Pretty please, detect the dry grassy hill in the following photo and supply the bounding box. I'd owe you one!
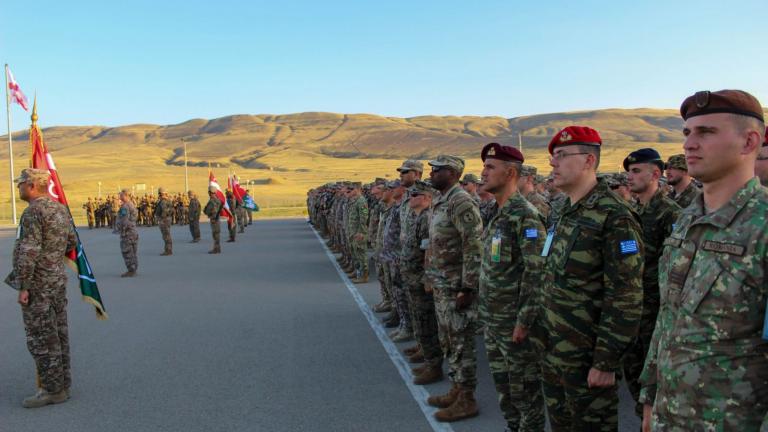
[0,108,756,222]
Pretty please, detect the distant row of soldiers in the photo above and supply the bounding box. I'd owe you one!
[307,114,737,431]
[82,193,199,229]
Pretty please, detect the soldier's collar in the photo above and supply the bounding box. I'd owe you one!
[691,177,762,229]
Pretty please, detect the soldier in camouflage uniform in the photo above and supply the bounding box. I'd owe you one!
[539,126,644,431]
[477,186,497,229]
[479,144,547,431]
[109,195,120,229]
[154,187,174,255]
[621,148,681,417]
[7,169,77,408]
[640,90,768,431]
[518,165,550,219]
[460,173,481,203]
[403,180,444,385]
[346,182,369,283]
[381,180,411,340]
[425,155,483,422]
[375,183,397,318]
[188,191,201,243]
[114,188,139,277]
[664,154,701,209]
[204,187,223,254]
[226,190,237,242]
[83,198,95,229]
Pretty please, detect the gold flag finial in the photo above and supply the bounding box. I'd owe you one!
[31,93,38,125]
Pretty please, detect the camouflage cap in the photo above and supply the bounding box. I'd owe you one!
[208,186,217,193]
[350,181,362,188]
[14,168,49,185]
[460,173,480,184]
[409,179,435,195]
[385,179,402,189]
[158,187,167,194]
[534,174,546,184]
[520,165,537,177]
[428,155,465,173]
[374,177,387,185]
[666,154,687,171]
[612,172,629,186]
[397,159,424,173]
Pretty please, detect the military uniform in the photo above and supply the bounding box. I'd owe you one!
[83,199,95,229]
[347,192,369,281]
[480,192,547,431]
[524,191,549,219]
[114,198,139,275]
[7,185,77,402]
[204,193,223,253]
[669,181,700,209]
[154,192,174,255]
[639,177,768,430]
[188,194,201,242]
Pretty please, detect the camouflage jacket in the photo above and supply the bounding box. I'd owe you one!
[670,181,701,209]
[639,177,768,430]
[380,200,403,264]
[525,191,551,220]
[479,198,497,229]
[7,196,76,293]
[635,189,681,303]
[203,196,223,221]
[479,192,547,331]
[155,198,174,220]
[368,201,382,243]
[540,179,644,371]
[398,197,418,269]
[375,204,394,258]
[115,201,139,240]
[425,183,483,294]
[546,191,568,228]
[400,208,430,284]
[347,195,369,237]
[188,197,201,220]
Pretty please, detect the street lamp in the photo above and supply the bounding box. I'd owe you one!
[182,138,189,192]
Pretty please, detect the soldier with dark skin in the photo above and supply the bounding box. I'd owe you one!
[7,168,77,408]
[204,187,223,254]
[539,126,644,431]
[187,191,201,243]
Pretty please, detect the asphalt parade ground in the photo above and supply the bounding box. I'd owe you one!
[0,218,639,431]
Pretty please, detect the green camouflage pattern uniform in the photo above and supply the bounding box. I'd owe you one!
[539,179,644,431]
[204,196,223,251]
[114,200,139,272]
[480,192,547,431]
[426,183,482,389]
[622,188,680,415]
[155,196,174,253]
[401,207,441,366]
[7,196,77,394]
[639,177,768,431]
[479,198,497,229]
[382,200,409,329]
[669,181,701,209]
[347,195,369,278]
[188,196,201,241]
[524,191,550,220]
[375,204,395,306]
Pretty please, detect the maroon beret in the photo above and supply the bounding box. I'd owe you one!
[680,90,764,122]
[548,126,602,155]
[481,142,524,163]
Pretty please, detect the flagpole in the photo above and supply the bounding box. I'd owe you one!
[4,64,17,225]
[182,138,189,192]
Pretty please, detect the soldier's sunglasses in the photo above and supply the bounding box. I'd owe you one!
[430,166,446,172]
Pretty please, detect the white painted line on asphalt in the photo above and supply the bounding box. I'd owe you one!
[310,226,455,432]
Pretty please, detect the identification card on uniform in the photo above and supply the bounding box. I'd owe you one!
[541,229,554,257]
[491,232,501,263]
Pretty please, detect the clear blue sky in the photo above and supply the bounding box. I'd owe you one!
[1,0,766,127]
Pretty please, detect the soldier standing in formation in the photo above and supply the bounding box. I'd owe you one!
[204,186,223,254]
[114,188,139,277]
[425,155,482,422]
[518,165,550,219]
[479,143,547,431]
[7,168,77,408]
[188,191,201,243]
[664,154,702,208]
[83,198,95,229]
[345,182,369,283]
[154,187,174,255]
[640,90,768,430]
[226,191,237,242]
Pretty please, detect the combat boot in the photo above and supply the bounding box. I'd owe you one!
[413,365,444,385]
[383,313,399,328]
[160,251,172,256]
[351,274,368,284]
[403,345,420,356]
[22,389,68,408]
[412,363,429,375]
[427,383,461,408]
[434,388,479,422]
[408,350,425,363]
[373,302,391,313]
[392,328,413,342]
[121,271,136,278]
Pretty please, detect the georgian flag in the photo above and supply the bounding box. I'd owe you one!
[209,171,233,220]
[6,67,29,111]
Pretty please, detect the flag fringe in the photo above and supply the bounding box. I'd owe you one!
[82,295,109,321]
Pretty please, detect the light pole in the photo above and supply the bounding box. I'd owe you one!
[182,138,189,192]
[98,181,102,198]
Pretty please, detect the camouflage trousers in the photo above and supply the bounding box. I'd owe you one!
[349,235,368,277]
[159,219,172,253]
[375,260,391,305]
[402,273,441,367]
[484,328,545,431]
[87,215,94,229]
[210,220,221,250]
[120,235,138,272]
[189,218,200,241]
[22,288,71,394]
[541,355,618,431]
[385,261,411,331]
[236,209,246,233]
[228,219,236,241]
[434,290,477,388]
[623,295,659,417]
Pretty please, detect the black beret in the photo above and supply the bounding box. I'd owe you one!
[623,148,664,171]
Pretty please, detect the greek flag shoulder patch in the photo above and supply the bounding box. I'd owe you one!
[525,228,538,239]
[620,240,639,255]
